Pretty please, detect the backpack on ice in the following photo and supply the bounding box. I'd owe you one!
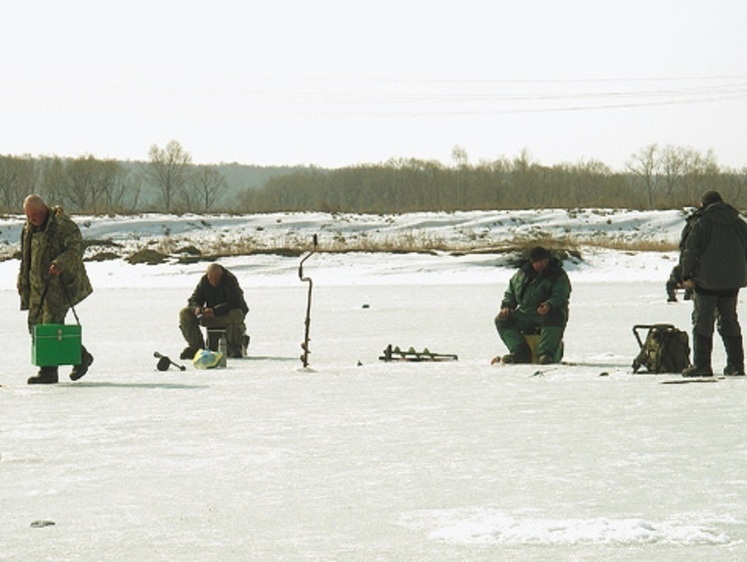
[632,324,691,374]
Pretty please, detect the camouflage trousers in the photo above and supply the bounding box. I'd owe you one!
[27,298,70,333]
[179,307,247,351]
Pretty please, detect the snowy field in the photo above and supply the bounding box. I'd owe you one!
[2,210,747,560]
[0,208,689,261]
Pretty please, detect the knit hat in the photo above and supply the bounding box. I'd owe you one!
[701,190,723,207]
[528,246,551,262]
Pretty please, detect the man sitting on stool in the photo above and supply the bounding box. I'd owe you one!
[493,246,571,365]
[179,263,249,360]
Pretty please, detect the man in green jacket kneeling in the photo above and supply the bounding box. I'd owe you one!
[493,246,571,365]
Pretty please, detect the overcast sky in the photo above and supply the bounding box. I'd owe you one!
[2,0,746,170]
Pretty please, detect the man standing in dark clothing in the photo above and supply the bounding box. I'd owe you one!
[681,190,747,376]
[493,246,571,365]
[179,263,249,359]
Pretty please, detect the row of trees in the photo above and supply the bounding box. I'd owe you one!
[241,145,746,213]
[1,142,745,214]
[0,141,229,214]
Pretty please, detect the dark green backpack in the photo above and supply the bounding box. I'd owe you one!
[632,324,691,374]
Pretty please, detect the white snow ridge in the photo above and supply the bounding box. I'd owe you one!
[402,509,731,546]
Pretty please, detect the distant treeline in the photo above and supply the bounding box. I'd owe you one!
[241,147,746,212]
[1,142,745,214]
[0,141,301,214]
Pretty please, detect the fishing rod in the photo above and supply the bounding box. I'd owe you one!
[298,234,318,368]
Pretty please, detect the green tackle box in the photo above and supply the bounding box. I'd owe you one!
[32,324,82,366]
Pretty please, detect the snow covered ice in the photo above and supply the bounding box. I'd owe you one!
[1,210,747,560]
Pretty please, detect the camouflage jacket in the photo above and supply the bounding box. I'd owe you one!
[17,206,93,311]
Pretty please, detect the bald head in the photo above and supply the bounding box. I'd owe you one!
[23,194,49,227]
[206,263,224,287]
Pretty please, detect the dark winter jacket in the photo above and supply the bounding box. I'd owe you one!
[501,257,571,325]
[678,208,702,251]
[187,267,249,316]
[17,206,93,312]
[681,201,747,291]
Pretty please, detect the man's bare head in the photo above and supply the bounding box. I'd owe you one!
[206,263,224,287]
[23,195,49,227]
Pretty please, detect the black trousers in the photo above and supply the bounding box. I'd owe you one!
[692,288,741,339]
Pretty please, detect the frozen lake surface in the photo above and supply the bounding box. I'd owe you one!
[2,266,747,560]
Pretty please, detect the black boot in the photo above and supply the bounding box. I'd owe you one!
[28,366,59,385]
[70,346,94,381]
[682,334,713,377]
[723,335,745,376]
[502,343,532,364]
[180,346,199,360]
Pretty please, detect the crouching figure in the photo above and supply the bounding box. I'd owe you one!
[493,246,571,365]
[179,263,249,360]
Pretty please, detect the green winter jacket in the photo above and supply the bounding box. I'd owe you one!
[501,257,571,326]
[17,206,93,312]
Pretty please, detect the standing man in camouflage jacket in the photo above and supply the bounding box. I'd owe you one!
[17,195,94,384]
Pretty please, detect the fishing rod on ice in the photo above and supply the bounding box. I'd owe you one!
[298,234,318,368]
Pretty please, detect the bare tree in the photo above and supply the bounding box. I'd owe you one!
[659,145,685,203]
[723,166,747,207]
[509,148,543,207]
[64,155,106,212]
[38,157,68,205]
[659,145,716,205]
[451,145,470,208]
[626,144,659,208]
[190,165,228,212]
[561,159,613,207]
[100,159,142,212]
[0,154,38,211]
[144,140,193,212]
[451,145,469,168]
